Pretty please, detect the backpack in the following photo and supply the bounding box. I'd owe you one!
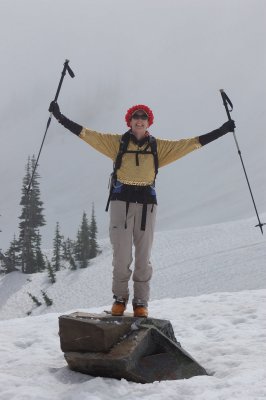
[105,129,159,213]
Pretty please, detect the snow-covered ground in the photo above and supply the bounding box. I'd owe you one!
[0,214,265,399]
[0,290,266,400]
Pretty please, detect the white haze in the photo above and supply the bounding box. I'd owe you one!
[0,0,265,249]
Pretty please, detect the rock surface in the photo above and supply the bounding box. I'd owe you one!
[58,312,208,383]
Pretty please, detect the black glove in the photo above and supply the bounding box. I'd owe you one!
[49,101,62,120]
[219,120,236,134]
[48,100,82,136]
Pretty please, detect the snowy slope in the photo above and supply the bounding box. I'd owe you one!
[0,290,266,400]
[0,214,265,320]
[0,215,266,399]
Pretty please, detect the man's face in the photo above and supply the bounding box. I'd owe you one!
[130,110,149,140]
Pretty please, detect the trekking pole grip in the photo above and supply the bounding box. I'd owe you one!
[54,60,75,103]
[219,89,232,121]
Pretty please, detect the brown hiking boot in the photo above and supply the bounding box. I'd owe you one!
[111,296,127,316]
[133,305,148,318]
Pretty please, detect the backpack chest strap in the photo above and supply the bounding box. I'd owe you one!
[125,147,153,166]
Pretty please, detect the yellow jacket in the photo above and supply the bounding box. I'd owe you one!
[79,127,202,186]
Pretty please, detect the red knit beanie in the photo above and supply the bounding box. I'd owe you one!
[125,104,154,127]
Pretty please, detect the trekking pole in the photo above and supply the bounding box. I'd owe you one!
[26,59,75,194]
[219,89,265,234]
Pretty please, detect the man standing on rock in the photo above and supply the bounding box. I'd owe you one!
[49,100,235,317]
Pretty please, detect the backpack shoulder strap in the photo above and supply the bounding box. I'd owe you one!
[148,135,159,178]
[114,130,131,174]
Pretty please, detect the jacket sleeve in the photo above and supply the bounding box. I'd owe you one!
[79,127,121,161]
[156,136,202,168]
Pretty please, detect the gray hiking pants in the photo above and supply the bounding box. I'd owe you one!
[109,200,157,307]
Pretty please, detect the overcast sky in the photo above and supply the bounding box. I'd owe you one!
[0,0,265,250]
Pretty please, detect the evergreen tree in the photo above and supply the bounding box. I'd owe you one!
[27,292,42,307]
[62,237,77,270]
[1,235,20,273]
[52,222,63,271]
[69,254,77,270]
[0,253,3,274]
[74,228,82,265]
[46,258,56,284]
[34,230,46,272]
[41,290,53,306]
[18,155,45,273]
[0,250,17,274]
[62,237,75,262]
[18,157,36,272]
[89,203,99,259]
[74,212,90,268]
[30,155,45,228]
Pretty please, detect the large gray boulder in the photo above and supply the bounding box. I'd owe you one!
[58,312,208,383]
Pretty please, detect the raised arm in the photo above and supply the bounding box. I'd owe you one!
[157,120,235,168]
[49,101,121,161]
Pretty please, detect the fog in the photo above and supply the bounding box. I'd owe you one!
[0,0,265,250]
